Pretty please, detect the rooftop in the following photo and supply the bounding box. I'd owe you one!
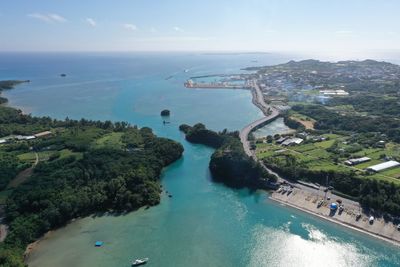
[366,161,400,172]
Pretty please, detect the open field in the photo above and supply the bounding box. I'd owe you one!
[92,132,123,149]
[256,133,400,184]
[289,112,315,129]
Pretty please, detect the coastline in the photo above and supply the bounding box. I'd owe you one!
[223,78,400,247]
[269,190,400,247]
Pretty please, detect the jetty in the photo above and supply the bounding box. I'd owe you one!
[184,79,252,90]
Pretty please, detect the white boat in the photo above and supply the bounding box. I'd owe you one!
[132,258,149,266]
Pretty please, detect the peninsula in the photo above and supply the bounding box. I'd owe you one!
[0,81,184,266]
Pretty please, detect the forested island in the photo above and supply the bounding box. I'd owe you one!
[0,82,184,266]
[179,123,277,188]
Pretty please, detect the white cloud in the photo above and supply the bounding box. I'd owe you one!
[28,13,51,22]
[48,13,66,23]
[124,23,137,31]
[150,27,157,33]
[28,13,66,23]
[173,26,184,32]
[86,18,96,27]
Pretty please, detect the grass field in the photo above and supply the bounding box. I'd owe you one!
[93,132,123,149]
[256,133,400,184]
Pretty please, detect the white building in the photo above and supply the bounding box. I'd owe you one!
[319,89,349,96]
[366,161,400,172]
[344,157,371,166]
[282,137,304,146]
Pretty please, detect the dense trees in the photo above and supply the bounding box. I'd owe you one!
[0,91,184,265]
[3,131,183,248]
[0,153,28,190]
[292,105,400,142]
[180,123,277,188]
[283,115,304,130]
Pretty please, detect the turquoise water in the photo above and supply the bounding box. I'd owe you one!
[253,118,293,138]
[2,53,400,267]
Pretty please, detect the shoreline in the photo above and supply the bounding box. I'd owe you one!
[269,190,400,247]
[226,79,400,247]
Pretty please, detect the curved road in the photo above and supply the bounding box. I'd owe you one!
[239,81,280,158]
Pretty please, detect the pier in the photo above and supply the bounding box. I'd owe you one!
[184,79,252,89]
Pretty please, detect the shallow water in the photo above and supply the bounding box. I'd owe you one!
[2,52,399,267]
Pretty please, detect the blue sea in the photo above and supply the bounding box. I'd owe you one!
[1,52,400,267]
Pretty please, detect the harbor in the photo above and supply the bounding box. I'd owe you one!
[184,79,252,89]
[186,71,400,247]
[270,187,400,246]
[6,53,399,267]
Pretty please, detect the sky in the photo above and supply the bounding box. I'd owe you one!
[1,0,400,57]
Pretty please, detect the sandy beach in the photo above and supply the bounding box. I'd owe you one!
[270,188,400,246]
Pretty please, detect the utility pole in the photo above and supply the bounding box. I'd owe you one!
[324,174,328,201]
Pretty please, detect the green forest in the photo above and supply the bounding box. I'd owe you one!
[180,123,277,188]
[0,82,184,267]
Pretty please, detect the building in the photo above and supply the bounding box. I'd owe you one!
[276,137,288,144]
[319,89,349,96]
[34,131,52,138]
[0,139,7,144]
[282,137,304,146]
[15,135,36,141]
[366,161,400,172]
[344,157,371,166]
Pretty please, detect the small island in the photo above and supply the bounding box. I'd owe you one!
[160,109,170,116]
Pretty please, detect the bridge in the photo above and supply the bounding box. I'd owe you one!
[239,81,280,158]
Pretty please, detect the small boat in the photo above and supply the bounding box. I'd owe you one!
[132,258,149,266]
[339,205,344,212]
[277,187,283,193]
[317,200,324,208]
[184,69,189,73]
[95,241,103,247]
[397,224,400,231]
[356,213,362,220]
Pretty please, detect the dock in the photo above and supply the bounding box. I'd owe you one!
[184,79,252,89]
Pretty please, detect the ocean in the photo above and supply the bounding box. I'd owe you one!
[1,52,399,267]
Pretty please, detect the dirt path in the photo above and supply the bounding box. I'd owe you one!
[8,152,39,188]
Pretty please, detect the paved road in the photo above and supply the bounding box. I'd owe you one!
[239,81,280,158]
[238,81,363,213]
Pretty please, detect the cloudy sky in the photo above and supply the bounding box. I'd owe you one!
[0,0,399,55]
